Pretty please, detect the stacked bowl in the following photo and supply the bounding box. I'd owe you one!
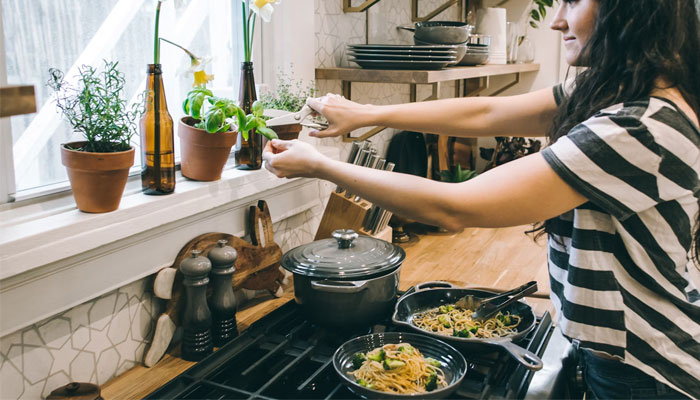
[458,34,491,66]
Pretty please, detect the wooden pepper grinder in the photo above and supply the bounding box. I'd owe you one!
[208,239,239,346]
[180,249,213,361]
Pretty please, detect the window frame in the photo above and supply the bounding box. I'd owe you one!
[0,0,253,205]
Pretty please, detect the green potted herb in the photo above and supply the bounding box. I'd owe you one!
[438,163,479,183]
[259,69,316,140]
[48,60,144,213]
[178,87,277,181]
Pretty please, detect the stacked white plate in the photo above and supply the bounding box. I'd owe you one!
[347,44,460,70]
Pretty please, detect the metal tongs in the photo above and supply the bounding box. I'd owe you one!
[456,281,538,322]
[264,104,328,131]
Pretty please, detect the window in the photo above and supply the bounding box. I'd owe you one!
[0,0,244,202]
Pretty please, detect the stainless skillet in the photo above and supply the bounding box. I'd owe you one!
[392,281,544,370]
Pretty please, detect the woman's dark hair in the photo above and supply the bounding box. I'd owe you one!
[541,0,700,261]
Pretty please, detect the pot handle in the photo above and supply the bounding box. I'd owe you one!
[415,281,456,291]
[310,280,368,293]
[499,340,543,371]
[397,25,415,32]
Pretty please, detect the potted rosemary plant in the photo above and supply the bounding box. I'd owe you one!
[259,69,316,140]
[178,86,277,181]
[48,60,144,213]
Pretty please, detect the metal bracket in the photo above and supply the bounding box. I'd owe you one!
[343,0,382,13]
[411,0,461,22]
[463,76,489,97]
[461,72,521,98]
[490,72,521,96]
[342,81,441,142]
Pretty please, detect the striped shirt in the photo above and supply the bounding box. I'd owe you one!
[541,84,700,398]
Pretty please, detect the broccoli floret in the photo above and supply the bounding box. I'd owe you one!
[453,328,472,338]
[437,314,451,328]
[439,305,449,313]
[351,352,366,369]
[399,345,414,355]
[497,314,512,325]
[469,325,479,334]
[367,348,386,362]
[356,379,376,389]
[425,357,442,367]
[383,358,406,370]
[425,373,438,391]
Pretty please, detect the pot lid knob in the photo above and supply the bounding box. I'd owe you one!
[332,229,358,249]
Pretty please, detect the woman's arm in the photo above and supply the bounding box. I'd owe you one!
[263,140,587,231]
[307,86,559,139]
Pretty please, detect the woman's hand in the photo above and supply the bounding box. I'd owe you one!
[263,139,329,179]
[305,93,373,138]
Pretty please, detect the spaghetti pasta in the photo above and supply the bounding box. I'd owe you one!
[412,304,521,338]
[349,343,446,394]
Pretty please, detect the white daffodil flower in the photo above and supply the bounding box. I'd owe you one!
[250,0,280,22]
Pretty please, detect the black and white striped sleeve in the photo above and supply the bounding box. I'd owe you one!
[541,108,699,221]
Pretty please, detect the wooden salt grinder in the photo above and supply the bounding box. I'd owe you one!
[180,249,213,361]
[208,239,239,347]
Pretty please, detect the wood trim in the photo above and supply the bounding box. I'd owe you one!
[316,63,540,84]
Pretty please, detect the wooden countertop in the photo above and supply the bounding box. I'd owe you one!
[101,225,550,399]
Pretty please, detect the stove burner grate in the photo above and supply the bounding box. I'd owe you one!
[146,301,553,400]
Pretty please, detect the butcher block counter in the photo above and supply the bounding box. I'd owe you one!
[101,225,551,399]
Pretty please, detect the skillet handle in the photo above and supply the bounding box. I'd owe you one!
[397,25,415,32]
[500,341,543,370]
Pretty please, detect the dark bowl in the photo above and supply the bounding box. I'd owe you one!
[333,332,468,399]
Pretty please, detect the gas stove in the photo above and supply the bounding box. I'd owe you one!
[146,299,558,399]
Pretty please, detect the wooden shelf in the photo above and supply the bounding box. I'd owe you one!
[315,63,540,84]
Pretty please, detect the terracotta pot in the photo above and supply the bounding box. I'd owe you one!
[179,117,237,181]
[271,123,303,141]
[61,141,135,213]
[262,123,304,149]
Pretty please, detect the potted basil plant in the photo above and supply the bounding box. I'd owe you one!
[48,60,144,213]
[179,87,277,181]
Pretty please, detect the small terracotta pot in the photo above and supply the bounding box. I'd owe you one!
[272,123,303,141]
[262,123,303,150]
[179,117,237,181]
[61,141,135,213]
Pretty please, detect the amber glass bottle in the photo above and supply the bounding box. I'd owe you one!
[234,62,262,169]
[140,64,175,194]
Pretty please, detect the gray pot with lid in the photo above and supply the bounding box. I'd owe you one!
[282,229,405,328]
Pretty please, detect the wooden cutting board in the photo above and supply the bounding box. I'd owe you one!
[144,200,285,367]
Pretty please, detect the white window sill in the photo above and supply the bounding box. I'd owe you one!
[0,145,338,337]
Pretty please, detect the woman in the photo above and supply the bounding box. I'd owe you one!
[264,1,700,398]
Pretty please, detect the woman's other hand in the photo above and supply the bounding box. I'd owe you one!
[263,139,328,179]
[305,93,372,138]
